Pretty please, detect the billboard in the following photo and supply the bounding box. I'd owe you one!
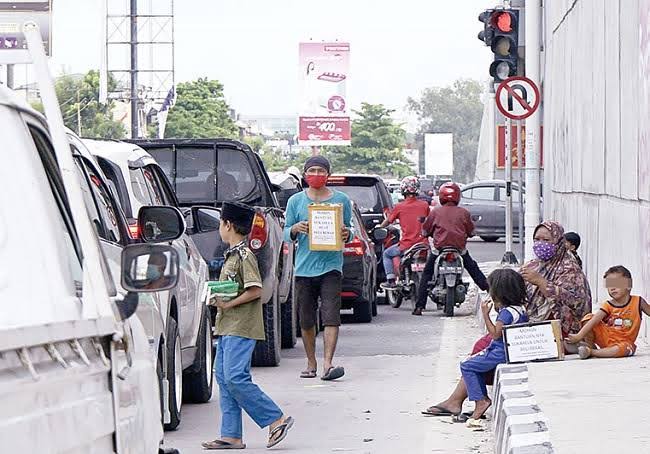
[298,42,350,146]
[0,1,51,57]
[424,133,453,176]
[496,125,544,169]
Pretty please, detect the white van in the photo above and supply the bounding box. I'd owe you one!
[0,21,181,454]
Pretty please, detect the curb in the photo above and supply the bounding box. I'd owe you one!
[492,364,555,454]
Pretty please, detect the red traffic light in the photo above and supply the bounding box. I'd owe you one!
[493,11,513,32]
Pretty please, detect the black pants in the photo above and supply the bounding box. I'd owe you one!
[415,251,489,309]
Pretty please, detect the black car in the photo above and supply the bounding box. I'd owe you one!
[127,138,296,366]
[341,203,386,322]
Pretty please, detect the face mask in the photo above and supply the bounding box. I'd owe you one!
[533,241,558,261]
[146,265,162,281]
[305,174,328,189]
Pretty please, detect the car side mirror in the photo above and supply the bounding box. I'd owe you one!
[138,206,185,243]
[190,206,221,233]
[372,228,388,241]
[270,183,282,192]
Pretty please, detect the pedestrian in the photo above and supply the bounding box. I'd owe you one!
[377,176,430,290]
[564,231,583,269]
[203,201,293,450]
[566,265,650,359]
[284,156,352,381]
[459,268,528,426]
[413,182,489,316]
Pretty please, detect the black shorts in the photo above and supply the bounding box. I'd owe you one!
[295,270,342,329]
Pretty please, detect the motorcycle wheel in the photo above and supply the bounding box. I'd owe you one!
[444,284,455,317]
[388,289,403,308]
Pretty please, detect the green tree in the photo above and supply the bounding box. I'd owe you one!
[243,135,265,153]
[164,78,238,139]
[407,79,484,182]
[260,146,310,172]
[33,70,126,139]
[324,103,412,177]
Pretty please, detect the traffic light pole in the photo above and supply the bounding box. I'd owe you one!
[502,116,518,265]
[517,119,525,260]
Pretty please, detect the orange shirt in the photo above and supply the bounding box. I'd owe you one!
[599,296,643,344]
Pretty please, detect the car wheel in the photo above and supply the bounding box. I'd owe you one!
[182,309,213,404]
[252,291,281,367]
[164,318,182,431]
[281,282,297,349]
[480,236,500,242]
[370,272,378,317]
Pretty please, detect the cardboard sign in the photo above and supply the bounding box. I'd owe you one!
[308,204,343,251]
[503,320,564,364]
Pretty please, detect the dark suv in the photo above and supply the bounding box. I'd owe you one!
[128,138,296,367]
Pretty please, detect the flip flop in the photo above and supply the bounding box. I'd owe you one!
[452,413,487,423]
[421,405,459,417]
[267,416,294,448]
[201,439,246,450]
[321,366,345,381]
[300,369,317,378]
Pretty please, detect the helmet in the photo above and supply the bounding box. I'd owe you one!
[438,182,461,205]
[400,176,420,196]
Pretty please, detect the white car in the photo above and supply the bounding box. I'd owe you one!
[83,139,213,430]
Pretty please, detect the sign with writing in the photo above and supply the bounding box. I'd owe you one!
[496,125,544,169]
[308,204,343,251]
[503,320,564,364]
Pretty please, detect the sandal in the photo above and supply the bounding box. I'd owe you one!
[321,366,345,381]
[300,369,317,378]
[421,405,459,417]
[201,439,246,450]
[267,416,294,448]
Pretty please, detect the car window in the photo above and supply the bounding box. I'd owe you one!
[96,156,132,216]
[469,186,495,201]
[217,148,256,201]
[129,167,154,211]
[74,158,107,240]
[142,166,165,205]
[79,157,123,244]
[332,185,380,213]
[498,186,521,201]
[148,164,176,206]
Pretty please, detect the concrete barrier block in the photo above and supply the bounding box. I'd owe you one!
[507,443,554,454]
[495,405,544,452]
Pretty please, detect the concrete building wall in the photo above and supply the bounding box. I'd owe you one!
[542,0,650,338]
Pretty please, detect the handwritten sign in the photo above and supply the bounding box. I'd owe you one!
[503,320,564,364]
[308,204,343,251]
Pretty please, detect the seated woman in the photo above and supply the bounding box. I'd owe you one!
[422,220,592,419]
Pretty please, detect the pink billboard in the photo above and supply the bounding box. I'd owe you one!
[298,42,351,145]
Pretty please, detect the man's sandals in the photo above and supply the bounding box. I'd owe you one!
[267,416,294,448]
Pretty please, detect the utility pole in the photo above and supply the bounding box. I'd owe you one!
[524,0,542,260]
[6,65,14,88]
[77,90,82,136]
[130,0,139,139]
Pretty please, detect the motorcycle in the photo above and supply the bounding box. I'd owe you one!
[386,242,430,309]
[428,247,469,317]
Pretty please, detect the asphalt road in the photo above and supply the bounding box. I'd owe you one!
[466,236,525,263]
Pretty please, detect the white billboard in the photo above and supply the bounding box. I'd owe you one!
[424,133,453,176]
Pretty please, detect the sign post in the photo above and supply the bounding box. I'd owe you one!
[517,120,525,261]
[495,76,540,265]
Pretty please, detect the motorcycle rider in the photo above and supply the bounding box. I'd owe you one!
[412,182,489,316]
[377,176,431,290]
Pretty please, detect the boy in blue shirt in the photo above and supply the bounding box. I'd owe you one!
[460,268,528,425]
[284,156,352,381]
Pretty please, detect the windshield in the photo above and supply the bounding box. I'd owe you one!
[334,185,381,213]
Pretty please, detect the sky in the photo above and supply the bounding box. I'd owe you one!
[46,0,495,120]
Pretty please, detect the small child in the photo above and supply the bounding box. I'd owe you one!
[564,232,583,269]
[566,265,649,359]
[202,201,293,450]
[460,268,528,425]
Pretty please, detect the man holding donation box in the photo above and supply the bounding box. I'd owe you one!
[284,156,353,381]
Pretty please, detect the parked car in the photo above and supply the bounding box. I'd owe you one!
[326,174,394,282]
[342,203,387,322]
[459,179,528,242]
[125,138,296,366]
[82,139,213,429]
[0,78,181,452]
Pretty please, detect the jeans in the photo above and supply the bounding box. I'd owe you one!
[215,335,283,438]
[460,345,505,401]
[415,250,489,309]
[382,244,402,280]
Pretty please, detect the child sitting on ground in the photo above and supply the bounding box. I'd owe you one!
[566,265,649,359]
[460,268,528,426]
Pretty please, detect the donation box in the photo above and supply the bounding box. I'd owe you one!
[308,203,343,251]
[503,320,565,364]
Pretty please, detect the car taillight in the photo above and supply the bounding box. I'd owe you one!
[327,176,346,184]
[343,237,365,256]
[445,252,456,262]
[249,212,267,250]
[128,220,140,239]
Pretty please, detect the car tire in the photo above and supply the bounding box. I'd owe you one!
[164,318,182,431]
[252,291,281,367]
[182,309,213,404]
[480,236,500,242]
[281,283,297,349]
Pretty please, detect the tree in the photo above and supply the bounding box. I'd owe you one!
[164,78,238,139]
[407,79,484,183]
[259,146,310,172]
[33,70,126,139]
[324,103,412,177]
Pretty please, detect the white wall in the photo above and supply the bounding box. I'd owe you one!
[543,0,650,340]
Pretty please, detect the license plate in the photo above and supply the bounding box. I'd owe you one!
[411,263,425,272]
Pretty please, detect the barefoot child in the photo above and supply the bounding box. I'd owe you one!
[202,201,293,450]
[566,265,649,359]
[460,268,528,425]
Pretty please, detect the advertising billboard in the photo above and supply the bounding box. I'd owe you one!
[0,1,51,57]
[496,125,544,169]
[298,42,351,146]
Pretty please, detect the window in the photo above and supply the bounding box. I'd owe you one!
[498,186,522,202]
[148,165,177,206]
[469,186,495,201]
[129,167,154,211]
[332,186,380,213]
[74,158,106,239]
[142,166,165,205]
[83,158,123,244]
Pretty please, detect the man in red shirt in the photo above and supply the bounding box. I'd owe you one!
[378,176,431,290]
[413,182,489,315]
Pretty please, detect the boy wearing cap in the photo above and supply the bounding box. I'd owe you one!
[284,156,352,381]
[203,201,293,450]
